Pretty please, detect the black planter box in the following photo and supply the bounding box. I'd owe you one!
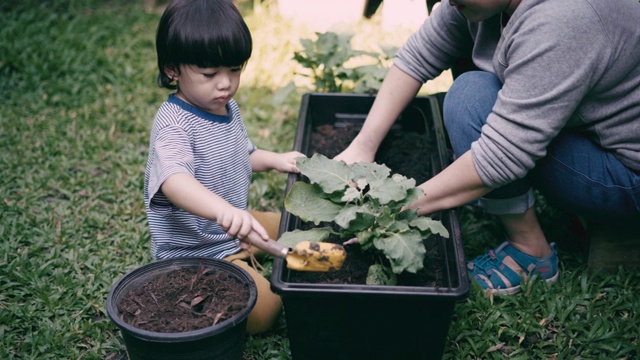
[272,93,469,360]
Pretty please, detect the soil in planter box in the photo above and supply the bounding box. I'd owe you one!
[289,122,445,286]
[312,123,433,184]
[117,266,250,333]
[290,227,445,286]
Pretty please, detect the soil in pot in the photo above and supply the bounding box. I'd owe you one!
[289,122,446,286]
[117,265,250,333]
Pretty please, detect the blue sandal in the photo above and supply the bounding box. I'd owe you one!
[467,241,559,295]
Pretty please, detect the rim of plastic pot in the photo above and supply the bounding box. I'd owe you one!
[106,257,258,343]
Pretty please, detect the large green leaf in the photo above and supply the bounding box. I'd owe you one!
[335,205,375,232]
[341,186,361,203]
[396,208,418,222]
[297,154,352,194]
[376,209,396,228]
[410,217,450,238]
[285,182,342,224]
[373,230,425,274]
[355,229,375,248]
[367,176,409,205]
[406,186,424,202]
[366,173,417,205]
[351,161,390,184]
[385,219,410,233]
[391,173,416,190]
[278,228,332,249]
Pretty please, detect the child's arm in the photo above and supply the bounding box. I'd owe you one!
[250,149,305,173]
[160,173,270,243]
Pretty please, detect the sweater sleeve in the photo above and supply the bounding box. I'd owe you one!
[471,2,610,187]
[394,0,473,82]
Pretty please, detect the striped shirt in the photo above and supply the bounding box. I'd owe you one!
[144,94,256,260]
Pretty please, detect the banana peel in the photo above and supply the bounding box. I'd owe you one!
[246,233,346,272]
[286,241,346,272]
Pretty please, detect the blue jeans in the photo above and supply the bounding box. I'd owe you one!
[443,71,640,223]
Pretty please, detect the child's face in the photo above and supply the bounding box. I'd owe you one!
[171,64,242,116]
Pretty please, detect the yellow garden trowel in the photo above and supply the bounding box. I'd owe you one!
[246,233,346,272]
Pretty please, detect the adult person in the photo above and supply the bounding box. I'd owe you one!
[336,0,640,294]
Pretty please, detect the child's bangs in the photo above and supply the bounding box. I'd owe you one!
[178,22,251,68]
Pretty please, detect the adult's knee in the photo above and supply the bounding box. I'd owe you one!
[531,133,640,222]
[443,71,501,157]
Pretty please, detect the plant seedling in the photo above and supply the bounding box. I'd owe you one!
[293,31,395,93]
[279,154,449,285]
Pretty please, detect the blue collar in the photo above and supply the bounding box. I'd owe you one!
[167,94,232,123]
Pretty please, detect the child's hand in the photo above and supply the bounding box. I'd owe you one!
[217,207,269,247]
[273,151,305,173]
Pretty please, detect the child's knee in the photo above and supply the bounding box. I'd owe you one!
[227,258,282,335]
[248,210,281,240]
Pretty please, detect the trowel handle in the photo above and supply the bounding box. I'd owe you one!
[245,232,289,258]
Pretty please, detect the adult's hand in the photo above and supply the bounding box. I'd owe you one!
[333,142,375,164]
[336,66,422,165]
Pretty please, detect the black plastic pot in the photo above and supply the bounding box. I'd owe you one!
[272,93,469,360]
[107,257,257,360]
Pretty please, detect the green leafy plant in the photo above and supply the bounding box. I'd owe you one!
[293,31,395,93]
[279,154,449,285]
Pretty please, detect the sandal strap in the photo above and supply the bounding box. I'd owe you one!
[502,242,558,277]
[468,241,558,293]
[468,244,523,290]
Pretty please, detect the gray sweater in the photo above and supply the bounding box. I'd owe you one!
[395,0,640,188]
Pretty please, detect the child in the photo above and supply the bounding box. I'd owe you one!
[144,0,304,334]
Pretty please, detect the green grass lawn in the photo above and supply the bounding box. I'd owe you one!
[1,1,638,359]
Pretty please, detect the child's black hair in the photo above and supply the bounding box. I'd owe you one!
[156,0,252,89]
